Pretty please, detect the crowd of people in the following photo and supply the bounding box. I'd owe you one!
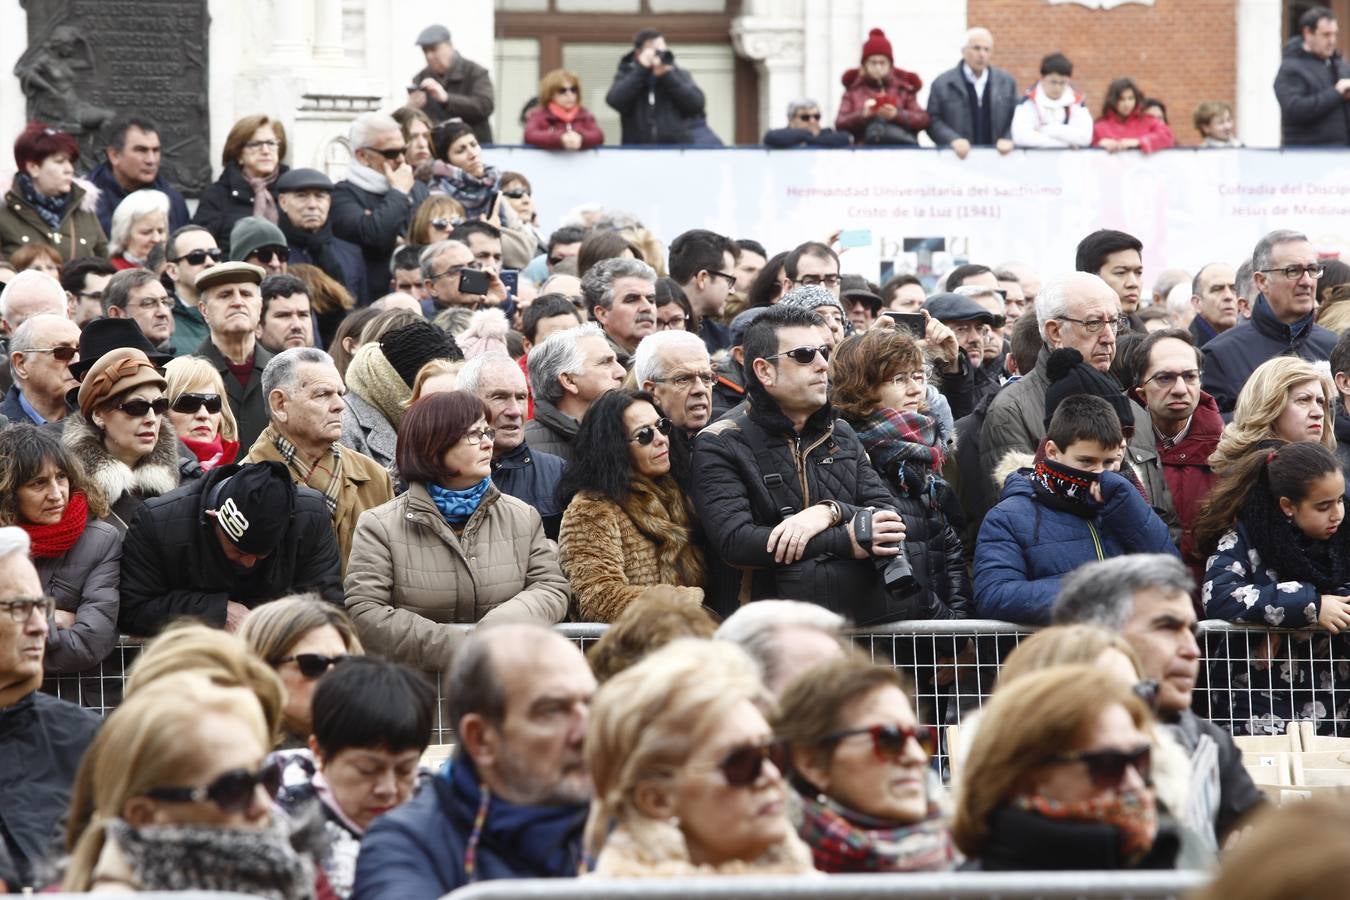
[1,7,1350,900]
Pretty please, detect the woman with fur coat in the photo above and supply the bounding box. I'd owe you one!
[557,389,705,623]
[63,347,180,533]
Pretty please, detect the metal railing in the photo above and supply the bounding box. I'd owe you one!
[444,871,1209,900]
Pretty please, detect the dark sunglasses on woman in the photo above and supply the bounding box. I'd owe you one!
[171,393,223,415]
[629,417,672,446]
[273,652,347,679]
[719,739,792,788]
[501,187,530,199]
[820,723,938,759]
[1047,744,1152,790]
[144,759,283,813]
[117,397,170,417]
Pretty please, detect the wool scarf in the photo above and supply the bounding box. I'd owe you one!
[17,171,69,229]
[855,406,947,475]
[1014,787,1157,866]
[244,169,280,223]
[344,161,390,195]
[1029,456,1103,519]
[344,342,411,430]
[430,162,500,219]
[795,793,957,874]
[621,475,705,588]
[547,101,582,124]
[268,426,344,517]
[21,490,89,558]
[181,434,239,470]
[428,477,492,527]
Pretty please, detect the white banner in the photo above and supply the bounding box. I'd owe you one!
[495,146,1350,284]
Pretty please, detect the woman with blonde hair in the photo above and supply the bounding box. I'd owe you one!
[407,194,466,247]
[524,68,605,151]
[406,358,464,404]
[238,594,364,748]
[164,355,239,474]
[584,639,814,876]
[62,673,315,897]
[953,664,1179,870]
[1209,356,1336,473]
[107,189,169,270]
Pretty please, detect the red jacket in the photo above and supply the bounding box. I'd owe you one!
[1092,109,1175,153]
[1156,391,1222,576]
[523,106,605,150]
[835,67,930,139]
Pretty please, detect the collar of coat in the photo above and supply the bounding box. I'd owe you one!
[743,376,836,441]
[1250,292,1316,342]
[62,413,181,510]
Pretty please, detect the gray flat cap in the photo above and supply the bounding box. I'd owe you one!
[416,24,451,47]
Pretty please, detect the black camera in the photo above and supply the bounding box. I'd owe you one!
[853,507,919,596]
[658,49,675,65]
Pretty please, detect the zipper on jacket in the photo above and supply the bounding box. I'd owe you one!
[790,430,832,507]
[1087,520,1104,561]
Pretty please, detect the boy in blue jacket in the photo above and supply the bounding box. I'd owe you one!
[975,394,1178,624]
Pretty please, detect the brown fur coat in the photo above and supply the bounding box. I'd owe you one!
[589,814,818,878]
[62,413,181,532]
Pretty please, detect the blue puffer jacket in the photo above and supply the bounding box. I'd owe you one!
[974,468,1178,624]
[351,756,587,900]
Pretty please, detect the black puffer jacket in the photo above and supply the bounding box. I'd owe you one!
[1200,293,1338,413]
[192,161,289,253]
[330,178,430,307]
[605,50,709,145]
[117,463,344,636]
[691,387,904,623]
[1274,36,1350,146]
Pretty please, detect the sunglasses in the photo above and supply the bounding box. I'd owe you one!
[820,723,938,759]
[273,652,347,679]
[171,248,224,266]
[117,397,169,417]
[718,740,791,788]
[432,216,465,231]
[556,85,579,95]
[27,345,78,362]
[171,393,223,415]
[629,417,672,446]
[796,113,822,121]
[766,345,830,365]
[366,145,408,160]
[501,188,530,199]
[248,246,290,265]
[1046,744,1152,790]
[144,759,283,813]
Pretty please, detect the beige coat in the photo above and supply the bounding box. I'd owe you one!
[344,482,570,672]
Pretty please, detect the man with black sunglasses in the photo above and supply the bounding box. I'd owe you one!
[693,305,908,621]
[164,225,220,358]
[763,98,852,148]
[2,313,80,425]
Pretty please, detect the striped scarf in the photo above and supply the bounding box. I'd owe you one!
[854,407,946,476]
[269,427,343,517]
[795,792,957,873]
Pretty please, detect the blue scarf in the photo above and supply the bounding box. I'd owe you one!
[428,477,491,526]
[16,172,69,229]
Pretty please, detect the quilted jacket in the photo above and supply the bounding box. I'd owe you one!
[343,482,570,673]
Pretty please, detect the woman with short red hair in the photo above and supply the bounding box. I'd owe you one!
[0,121,108,261]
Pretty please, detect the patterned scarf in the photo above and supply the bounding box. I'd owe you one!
[428,477,491,527]
[20,490,88,558]
[855,407,946,477]
[1029,456,1103,519]
[1014,787,1157,865]
[795,793,957,874]
[244,169,280,223]
[269,427,343,517]
[429,161,501,219]
[16,171,70,229]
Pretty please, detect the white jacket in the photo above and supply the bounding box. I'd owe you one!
[1010,81,1093,148]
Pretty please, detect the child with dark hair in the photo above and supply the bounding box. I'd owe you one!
[974,390,1177,625]
[1194,440,1350,735]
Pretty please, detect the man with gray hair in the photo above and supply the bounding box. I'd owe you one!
[0,270,69,398]
[583,257,657,369]
[1201,228,1337,413]
[1052,554,1264,848]
[1,313,80,425]
[331,112,430,304]
[636,329,714,436]
[715,599,848,696]
[762,99,852,148]
[103,267,175,352]
[243,347,393,571]
[524,324,625,463]
[419,239,507,319]
[1234,258,1256,321]
[0,525,101,889]
[926,26,1018,159]
[457,351,566,538]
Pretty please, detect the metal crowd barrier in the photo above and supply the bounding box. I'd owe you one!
[444,871,1209,900]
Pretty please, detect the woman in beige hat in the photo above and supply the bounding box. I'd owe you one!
[62,347,180,532]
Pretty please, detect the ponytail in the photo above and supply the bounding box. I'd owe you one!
[1193,440,1285,557]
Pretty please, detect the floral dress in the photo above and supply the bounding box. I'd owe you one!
[1201,523,1350,736]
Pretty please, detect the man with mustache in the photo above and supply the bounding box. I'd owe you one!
[583,257,657,371]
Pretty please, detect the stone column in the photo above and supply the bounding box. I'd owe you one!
[269,0,309,62]
[1236,0,1282,148]
[731,16,806,138]
[313,0,347,65]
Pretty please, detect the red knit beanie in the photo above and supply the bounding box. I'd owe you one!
[861,28,893,64]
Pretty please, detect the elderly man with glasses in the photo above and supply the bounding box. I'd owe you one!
[1201,229,1338,414]
[103,268,176,353]
[763,98,852,148]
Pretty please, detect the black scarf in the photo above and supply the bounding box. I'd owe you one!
[1240,509,1350,593]
[16,172,69,229]
[279,216,347,286]
[1029,457,1103,519]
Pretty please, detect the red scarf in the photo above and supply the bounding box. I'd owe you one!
[182,434,240,470]
[22,491,89,558]
[547,100,582,124]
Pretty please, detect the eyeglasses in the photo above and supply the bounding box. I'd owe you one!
[25,346,78,363]
[1055,315,1126,334]
[795,113,822,121]
[1045,744,1152,790]
[655,314,688,330]
[248,246,290,265]
[629,417,672,446]
[653,371,715,389]
[243,139,280,151]
[819,723,938,759]
[116,397,169,417]
[1259,264,1324,281]
[363,145,408,160]
[1,595,55,623]
[171,392,223,415]
[462,426,496,445]
[272,652,347,679]
[501,188,530,199]
[132,296,175,311]
[716,740,791,788]
[794,274,842,288]
[428,263,476,282]
[1142,369,1201,389]
[171,248,224,265]
[765,345,830,365]
[890,368,930,387]
[144,760,283,813]
[708,270,737,290]
[556,85,579,96]
[76,289,104,301]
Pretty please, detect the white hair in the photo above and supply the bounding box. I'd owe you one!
[526,323,605,406]
[108,189,170,256]
[1035,272,1113,343]
[633,330,708,387]
[0,270,67,326]
[0,525,32,561]
[965,26,993,45]
[348,113,402,155]
[261,347,333,407]
[785,98,821,119]
[419,239,470,280]
[456,350,519,397]
[715,600,847,690]
[1166,282,1193,320]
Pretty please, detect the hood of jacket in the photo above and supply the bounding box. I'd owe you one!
[62,413,181,508]
[1022,82,1085,111]
[591,812,817,877]
[840,66,923,92]
[993,450,1035,498]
